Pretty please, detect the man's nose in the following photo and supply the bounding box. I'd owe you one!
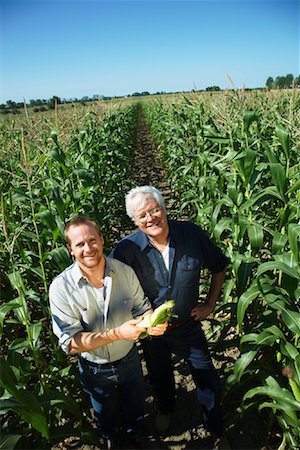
[145,211,155,221]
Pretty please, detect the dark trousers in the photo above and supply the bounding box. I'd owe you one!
[142,321,223,436]
[78,346,145,445]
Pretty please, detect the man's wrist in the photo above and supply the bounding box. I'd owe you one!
[105,328,118,341]
[205,298,216,308]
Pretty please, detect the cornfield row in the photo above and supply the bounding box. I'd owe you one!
[144,89,300,449]
[0,103,137,448]
[0,90,300,449]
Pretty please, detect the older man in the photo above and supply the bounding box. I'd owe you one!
[111,186,229,442]
[49,216,167,449]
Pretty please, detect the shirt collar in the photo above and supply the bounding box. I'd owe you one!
[71,257,115,286]
[140,231,152,251]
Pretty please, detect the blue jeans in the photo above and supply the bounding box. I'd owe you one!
[142,321,223,436]
[78,345,145,444]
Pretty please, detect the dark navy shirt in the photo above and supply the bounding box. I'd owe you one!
[112,220,229,322]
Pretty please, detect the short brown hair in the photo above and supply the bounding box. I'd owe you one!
[64,216,102,244]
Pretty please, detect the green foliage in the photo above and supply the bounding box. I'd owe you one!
[1,90,300,448]
[0,102,138,447]
[143,89,300,448]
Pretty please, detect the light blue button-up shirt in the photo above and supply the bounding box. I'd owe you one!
[49,257,151,364]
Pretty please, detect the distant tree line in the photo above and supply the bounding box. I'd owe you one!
[0,95,106,115]
[266,73,299,90]
[1,77,299,115]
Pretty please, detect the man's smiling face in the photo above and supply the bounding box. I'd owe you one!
[67,223,105,270]
[133,195,168,240]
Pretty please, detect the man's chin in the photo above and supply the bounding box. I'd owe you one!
[146,229,164,238]
[83,259,99,267]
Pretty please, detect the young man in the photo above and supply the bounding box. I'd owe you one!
[49,216,167,449]
[111,186,229,441]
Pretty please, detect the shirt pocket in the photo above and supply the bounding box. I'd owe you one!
[176,256,201,286]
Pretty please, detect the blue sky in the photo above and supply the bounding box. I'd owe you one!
[0,0,299,103]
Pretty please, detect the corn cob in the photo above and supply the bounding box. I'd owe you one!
[282,367,300,402]
[136,300,175,337]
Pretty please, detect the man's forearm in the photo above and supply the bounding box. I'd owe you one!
[68,329,119,354]
[206,268,227,308]
[68,313,152,354]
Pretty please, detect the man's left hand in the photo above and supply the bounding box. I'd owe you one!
[147,321,168,336]
[191,303,214,321]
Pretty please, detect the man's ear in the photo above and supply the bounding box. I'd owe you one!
[67,243,73,255]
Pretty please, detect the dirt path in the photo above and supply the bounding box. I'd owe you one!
[130,107,175,213]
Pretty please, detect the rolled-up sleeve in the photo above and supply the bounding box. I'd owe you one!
[49,278,83,353]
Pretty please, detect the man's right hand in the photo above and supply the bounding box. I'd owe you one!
[116,319,146,340]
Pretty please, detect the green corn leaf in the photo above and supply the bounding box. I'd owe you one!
[244,385,300,411]
[241,328,283,347]
[288,223,300,265]
[39,391,81,419]
[256,261,300,281]
[241,186,285,209]
[8,271,26,293]
[0,356,19,395]
[9,338,30,352]
[276,126,290,161]
[258,402,299,426]
[233,349,258,382]
[28,322,42,348]
[14,401,49,439]
[236,260,254,297]
[47,246,71,271]
[0,299,22,337]
[281,309,300,335]
[237,281,260,332]
[243,111,258,132]
[281,342,300,362]
[269,163,288,201]
[213,218,232,241]
[0,358,49,439]
[272,231,288,254]
[287,177,300,195]
[0,434,22,450]
[247,222,264,251]
[294,355,300,383]
[262,325,285,340]
[211,198,233,229]
[234,149,257,186]
[264,141,279,164]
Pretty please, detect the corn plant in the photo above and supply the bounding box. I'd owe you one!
[0,102,138,448]
[143,89,300,448]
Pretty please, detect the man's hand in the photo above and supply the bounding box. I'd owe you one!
[147,321,168,336]
[191,302,214,321]
[116,319,147,340]
[191,268,227,322]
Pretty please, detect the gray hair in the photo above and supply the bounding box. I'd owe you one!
[125,186,166,222]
